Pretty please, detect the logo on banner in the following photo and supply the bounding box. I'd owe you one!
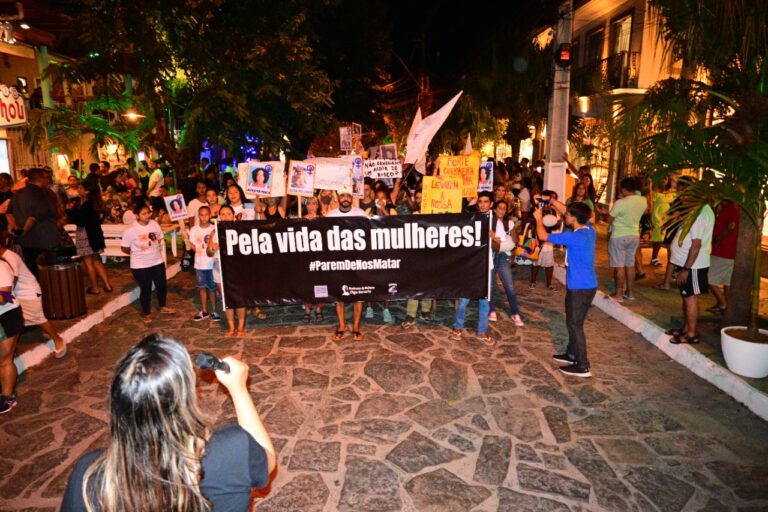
[341,285,375,297]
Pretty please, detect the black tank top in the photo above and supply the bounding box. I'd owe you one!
[264,207,283,220]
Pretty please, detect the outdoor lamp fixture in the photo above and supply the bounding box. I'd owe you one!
[1,22,15,44]
[19,22,29,29]
[121,108,146,122]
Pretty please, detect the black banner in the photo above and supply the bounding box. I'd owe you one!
[217,213,490,306]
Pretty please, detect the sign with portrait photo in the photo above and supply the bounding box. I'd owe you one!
[379,143,398,161]
[163,194,190,222]
[342,155,365,198]
[246,162,273,196]
[339,126,352,151]
[287,160,316,196]
[478,161,494,193]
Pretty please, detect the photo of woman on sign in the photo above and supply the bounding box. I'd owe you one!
[246,165,272,196]
[163,194,189,222]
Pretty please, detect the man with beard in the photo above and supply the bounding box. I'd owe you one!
[326,192,366,342]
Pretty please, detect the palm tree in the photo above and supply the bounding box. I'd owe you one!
[614,0,768,338]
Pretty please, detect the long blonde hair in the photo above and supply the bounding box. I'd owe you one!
[83,334,212,511]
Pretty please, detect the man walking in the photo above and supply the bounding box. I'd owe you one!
[534,199,597,377]
[326,192,366,342]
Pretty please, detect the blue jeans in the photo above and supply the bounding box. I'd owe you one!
[489,252,520,315]
[454,298,490,335]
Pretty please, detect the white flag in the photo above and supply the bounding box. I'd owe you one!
[406,108,428,174]
[407,107,422,141]
[404,91,463,164]
[464,133,473,155]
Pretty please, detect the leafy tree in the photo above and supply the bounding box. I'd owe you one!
[41,0,339,169]
[614,0,768,335]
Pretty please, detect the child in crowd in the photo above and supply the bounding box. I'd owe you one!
[206,205,247,336]
[189,206,220,322]
[531,191,561,290]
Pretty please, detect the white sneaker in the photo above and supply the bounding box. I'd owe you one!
[488,311,497,322]
[511,314,524,327]
[365,306,374,319]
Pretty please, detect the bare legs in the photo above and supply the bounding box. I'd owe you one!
[0,335,20,397]
[82,255,112,293]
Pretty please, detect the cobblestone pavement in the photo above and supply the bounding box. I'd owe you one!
[2,270,768,511]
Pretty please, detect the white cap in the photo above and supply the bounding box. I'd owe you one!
[542,214,558,228]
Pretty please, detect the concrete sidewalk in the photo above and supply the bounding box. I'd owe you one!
[558,224,768,420]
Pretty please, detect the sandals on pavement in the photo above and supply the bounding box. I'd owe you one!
[706,306,726,314]
[451,329,463,341]
[86,288,101,295]
[478,333,496,346]
[664,327,684,337]
[332,329,347,341]
[352,331,364,342]
[670,333,700,344]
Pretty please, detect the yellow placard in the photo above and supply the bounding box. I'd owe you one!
[421,176,462,214]
[439,152,480,198]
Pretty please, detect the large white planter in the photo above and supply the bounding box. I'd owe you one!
[721,326,768,379]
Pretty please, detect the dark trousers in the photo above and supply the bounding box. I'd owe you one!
[565,288,597,368]
[21,246,47,279]
[131,263,167,315]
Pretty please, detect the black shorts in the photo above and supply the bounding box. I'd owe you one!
[678,266,708,297]
[0,307,24,339]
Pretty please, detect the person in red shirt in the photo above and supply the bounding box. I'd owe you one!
[707,201,739,314]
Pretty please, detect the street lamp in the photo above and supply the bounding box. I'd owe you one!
[121,108,145,122]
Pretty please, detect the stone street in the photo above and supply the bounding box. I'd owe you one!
[2,269,768,511]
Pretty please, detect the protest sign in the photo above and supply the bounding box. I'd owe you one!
[478,161,494,193]
[379,144,398,160]
[363,159,402,179]
[314,157,353,192]
[342,155,365,198]
[218,213,490,306]
[270,161,287,197]
[164,194,189,222]
[421,176,462,214]
[288,160,316,196]
[245,162,273,195]
[339,126,352,151]
[439,152,481,198]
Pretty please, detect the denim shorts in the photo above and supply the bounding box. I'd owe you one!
[195,269,216,290]
[608,236,639,267]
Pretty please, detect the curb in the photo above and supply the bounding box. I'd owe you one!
[553,266,768,422]
[13,262,181,375]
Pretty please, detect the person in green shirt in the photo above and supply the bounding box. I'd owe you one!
[598,177,647,301]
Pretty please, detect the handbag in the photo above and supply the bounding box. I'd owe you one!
[514,223,540,261]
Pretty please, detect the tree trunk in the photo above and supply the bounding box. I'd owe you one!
[723,207,758,328]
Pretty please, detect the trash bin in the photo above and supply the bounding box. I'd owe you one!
[37,253,87,320]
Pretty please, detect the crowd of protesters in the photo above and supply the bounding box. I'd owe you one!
[0,150,736,416]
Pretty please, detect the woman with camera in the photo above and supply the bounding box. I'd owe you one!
[61,334,276,511]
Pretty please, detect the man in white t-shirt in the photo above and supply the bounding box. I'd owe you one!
[668,200,715,344]
[326,192,365,341]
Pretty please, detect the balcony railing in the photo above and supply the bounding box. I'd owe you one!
[571,51,639,97]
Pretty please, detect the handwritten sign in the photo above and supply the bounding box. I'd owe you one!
[314,157,353,192]
[363,159,402,179]
[421,176,462,214]
[439,152,480,198]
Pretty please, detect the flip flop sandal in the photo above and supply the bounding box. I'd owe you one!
[706,306,726,314]
[670,334,700,344]
[332,329,347,341]
[352,331,364,342]
[664,327,684,337]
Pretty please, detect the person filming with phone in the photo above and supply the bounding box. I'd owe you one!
[61,334,276,511]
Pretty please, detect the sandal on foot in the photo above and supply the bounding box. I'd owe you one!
[86,288,101,295]
[664,327,684,337]
[670,333,700,344]
[706,306,726,314]
[655,284,671,290]
[237,329,246,337]
[352,331,364,342]
[103,285,114,292]
[224,329,236,337]
[54,344,68,359]
[451,329,463,341]
[303,311,311,324]
[332,329,347,341]
[478,333,496,346]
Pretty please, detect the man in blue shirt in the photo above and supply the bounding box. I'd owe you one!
[534,198,597,377]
